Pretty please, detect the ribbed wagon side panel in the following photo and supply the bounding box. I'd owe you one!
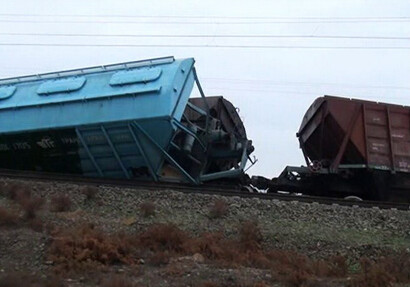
[298,96,410,173]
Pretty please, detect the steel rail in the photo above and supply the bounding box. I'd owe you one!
[0,169,408,211]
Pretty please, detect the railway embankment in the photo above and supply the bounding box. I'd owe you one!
[1,178,409,287]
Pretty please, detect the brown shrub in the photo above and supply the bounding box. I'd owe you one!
[2,183,30,201]
[50,195,72,212]
[0,184,44,220]
[380,252,410,283]
[41,275,67,287]
[81,186,99,200]
[282,270,310,287]
[101,275,135,287]
[138,223,188,253]
[239,220,263,251]
[149,251,170,266]
[328,255,348,277]
[48,224,134,273]
[348,258,393,287]
[192,232,228,261]
[0,207,18,227]
[0,273,30,287]
[208,199,229,219]
[348,254,410,286]
[28,217,44,232]
[0,272,66,287]
[164,264,186,276]
[191,229,269,268]
[139,201,155,217]
[18,195,45,219]
[199,282,219,287]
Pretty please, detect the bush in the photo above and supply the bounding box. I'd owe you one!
[208,199,229,219]
[348,258,393,287]
[239,220,263,251]
[81,186,99,200]
[139,201,155,218]
[0,272,66,287]
[347,254,410,287]
[2,183,30,201]
[101,275,135,287]
[18,195,45,219]
[48,224,134,273]
[138,223,188,253]
[50,195,72,212]
[0,207,18,227]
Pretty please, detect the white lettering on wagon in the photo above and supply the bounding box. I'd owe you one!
[13,142,31,150]
[371,142,386,152]
[0,144,10,151]
[36,137,55,149]
[398,161,408,168]
[61,137,80,145]
[392,134,405,139]
[86,135,104,143]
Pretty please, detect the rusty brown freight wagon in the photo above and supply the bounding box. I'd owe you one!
[258,96,410,202]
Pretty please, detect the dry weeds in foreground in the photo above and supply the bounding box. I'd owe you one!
[45,221,410,286]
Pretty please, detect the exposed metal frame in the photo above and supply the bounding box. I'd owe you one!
[200,140,249,182]
[75,128,104,177]
[171,119,207,151]
[330,105,362,173]
[192,68,211,135]
[101,126,130,179]
[386,106,396,173]
[127,124,158,181]
[131,121,197,184]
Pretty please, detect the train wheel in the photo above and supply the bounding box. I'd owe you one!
[344,195,363,201]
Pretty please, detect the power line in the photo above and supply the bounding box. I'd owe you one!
[1,43,410,49]
[0,13,410,20]
[205,87,409,102]
[0,19,410,24]
[1,32,410,41]
[203,77,410,91]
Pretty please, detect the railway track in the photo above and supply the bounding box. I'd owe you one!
[0,169,409,211]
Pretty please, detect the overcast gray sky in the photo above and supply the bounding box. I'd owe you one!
[1,0,409,177]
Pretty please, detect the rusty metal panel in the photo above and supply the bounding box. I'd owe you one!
[298,95,410,173]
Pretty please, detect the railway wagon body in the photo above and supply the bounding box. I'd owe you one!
[0,56,254,184]
[267,96,410,202]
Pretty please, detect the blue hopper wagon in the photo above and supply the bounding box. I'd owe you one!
[0,56,254,184]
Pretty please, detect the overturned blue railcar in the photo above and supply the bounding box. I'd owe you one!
[0,56,254,183]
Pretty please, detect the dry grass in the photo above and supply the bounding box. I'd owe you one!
[139,201,156,217]
[0,192,44,231]
[48,224,134,273]
[208,199,229,219]
[101,275,136,287]
[347,254,410,287]
[18,194,45,220]
[0,207,19,227]
[1,183,30,201]
[50,195,72,212]
[45,221,410,286]
[199,281,270,287]
[1,184,44,220]
[0,272,66,287]
[138,223,188,253]
[239,220,263,251]
[81,186,99,201]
